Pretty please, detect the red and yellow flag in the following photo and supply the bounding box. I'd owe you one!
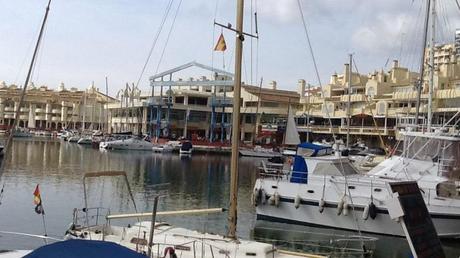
[214,33,227,51]
[33,184,44,214]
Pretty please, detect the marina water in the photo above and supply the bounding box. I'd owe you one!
[0,138,459,257]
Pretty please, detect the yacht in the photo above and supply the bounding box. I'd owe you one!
[179,141,193,155]
[152,143,174,153]
[103,137,154,151]
[253,133,460,238]
[68,135,81,143]
[12,128,33,138]
[77,136,93,145]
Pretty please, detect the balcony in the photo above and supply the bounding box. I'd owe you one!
[35,108,45,113]
[35,115,46,120]
[51,109,61,114]
[20,107,29,112]
[19,115,29,120]
[51,116,61,122]
[4,107,14,112]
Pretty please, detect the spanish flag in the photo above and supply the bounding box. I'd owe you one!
[214,33,227,51]
[33,184,44,215]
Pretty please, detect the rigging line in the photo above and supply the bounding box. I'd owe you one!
[154,0,183,76]
[296,0,340,144]
[32,19,49,84]
[254,0,259,84]
[456,0,460,12]
[352,57,387,153]
[211,0,221,75]
[135,0,175,90]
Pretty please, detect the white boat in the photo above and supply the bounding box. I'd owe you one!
[152,143,174,153]
[240,146,281,158]
[68,135,80,143]
[104,137,154,151]
[63,171,331,258]
[253,133,460,238]
[12,129,33,138]
[77,136,93,145]
[179,141,193,155]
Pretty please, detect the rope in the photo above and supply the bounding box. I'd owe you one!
[135,0,175,90]
[154,0,183,75]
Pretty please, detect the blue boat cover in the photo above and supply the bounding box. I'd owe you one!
[297,142,332,157]
[24,239,147,258]
[290,155,308,184]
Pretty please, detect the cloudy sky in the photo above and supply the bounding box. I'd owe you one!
[0,0,459,96]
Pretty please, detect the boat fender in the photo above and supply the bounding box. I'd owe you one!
[337,198,344,216]
[294,195,301,209]
[362,204,370,220]
[260,189,266,205]
[252,188,259,207]
[319,198,325,213]
[342,202,349,216]
[274,192,280,207]
[369,202,377,220]
[268,195,275,206]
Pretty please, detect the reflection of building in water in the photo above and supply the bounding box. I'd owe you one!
[0,82,115,132]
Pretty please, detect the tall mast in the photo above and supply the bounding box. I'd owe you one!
[306,82,311,142]
[228,0,244,239]
[414,0,431,126]
[346,54,352,148]
[0,0,52,175]
[427,0,436,131]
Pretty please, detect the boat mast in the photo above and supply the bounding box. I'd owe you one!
[0,0,52,174]
[414,0,431,127]
[228,0,244,239]
[427,0,436,131]
[346,54,352,148]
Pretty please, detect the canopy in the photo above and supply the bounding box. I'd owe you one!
[297,142,332,157]
[24,240,147,258]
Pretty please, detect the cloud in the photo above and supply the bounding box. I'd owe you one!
[257,0,299,23]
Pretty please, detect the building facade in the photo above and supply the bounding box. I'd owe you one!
[0,82,114,132]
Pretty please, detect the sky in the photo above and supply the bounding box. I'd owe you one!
[0,0,459,96]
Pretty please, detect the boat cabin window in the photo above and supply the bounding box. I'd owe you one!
[436,181,460,199]
[312,161,358,176]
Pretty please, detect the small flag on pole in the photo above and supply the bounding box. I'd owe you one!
[33,184,45,215]
[214,33,227,51]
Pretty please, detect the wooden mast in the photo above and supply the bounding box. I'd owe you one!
[228,0,244,239]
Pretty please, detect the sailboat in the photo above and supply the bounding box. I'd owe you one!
[281,108,301,156]
[61,0,330,257]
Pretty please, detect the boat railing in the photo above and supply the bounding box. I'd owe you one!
[253,226,377,257]
[72,207,110,229]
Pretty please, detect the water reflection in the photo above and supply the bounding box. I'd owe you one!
[0,138,458,257]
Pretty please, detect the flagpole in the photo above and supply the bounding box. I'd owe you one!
[41,206,48,244]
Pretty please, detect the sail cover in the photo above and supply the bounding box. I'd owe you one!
[284,109,301,145]
[24,239,147,258]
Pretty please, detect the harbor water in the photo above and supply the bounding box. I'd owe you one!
[0,138,459,257]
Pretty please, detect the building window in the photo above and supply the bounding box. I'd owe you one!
[188,97,208,106]
[175,96,184,104]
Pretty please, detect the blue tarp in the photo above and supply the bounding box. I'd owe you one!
[290,155,308,184]
[24,239,147,258]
